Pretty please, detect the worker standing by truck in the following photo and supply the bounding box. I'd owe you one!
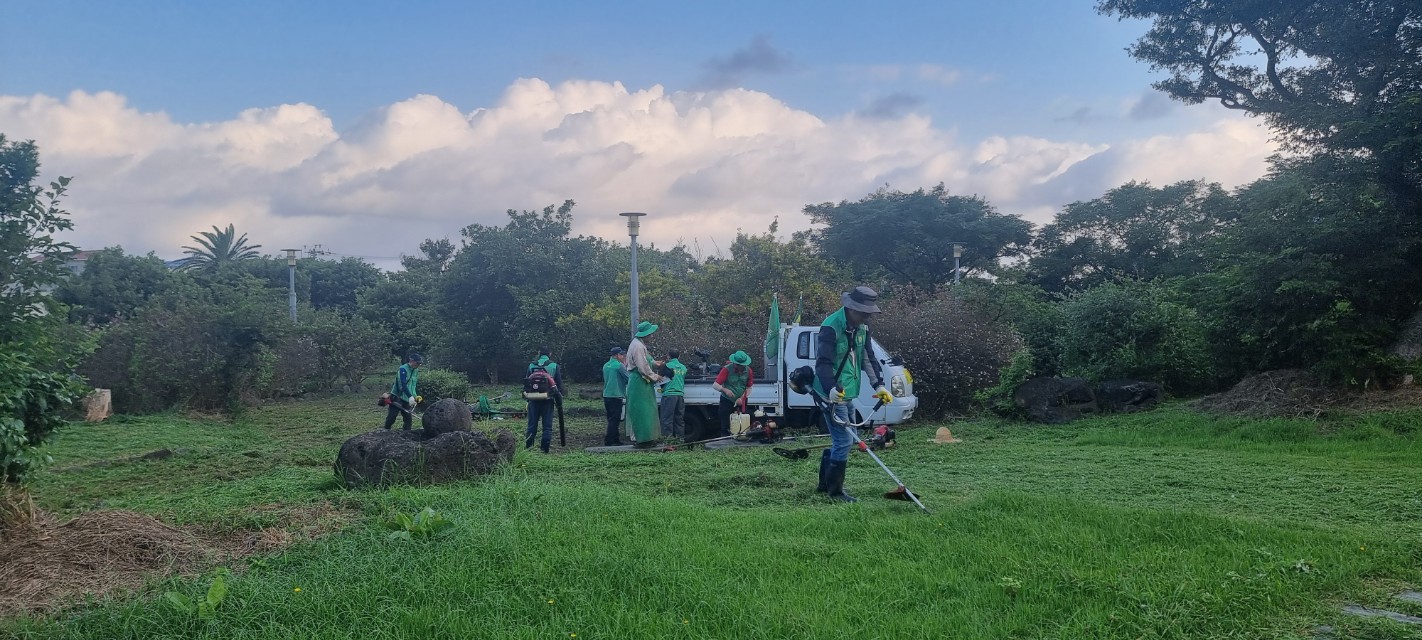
[713,350,754,438]
[602,347,629,446]
[658,349,688,439]
[625,321,664,447]
[814,287,895,503]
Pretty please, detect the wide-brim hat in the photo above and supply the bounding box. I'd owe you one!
[929,426,962,444]
[841,286,882,313]
[728,350,752,366]
[635,321,659,338]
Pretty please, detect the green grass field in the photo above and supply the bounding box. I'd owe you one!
[5,389,1421,639]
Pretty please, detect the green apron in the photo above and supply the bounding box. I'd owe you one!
[626,355,661,443]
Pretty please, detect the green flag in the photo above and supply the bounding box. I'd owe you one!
[793,296,804,325]
[765,295,781,363]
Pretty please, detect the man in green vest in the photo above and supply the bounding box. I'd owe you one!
[524,347,564,453]
[602,347,629,446]
[813,286,895,502]
[658,349,689,439]
[383,353,422,431]
[713,350,754,438]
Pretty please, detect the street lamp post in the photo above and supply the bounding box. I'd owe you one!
[952,243,964,285]
[282,249,298,322]
[619,212,647,339]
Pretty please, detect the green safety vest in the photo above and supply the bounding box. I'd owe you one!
[602,358,627,398]
[721,365,750,399]
[662,359,687,396]
[529,358,559,378]
[814,308,868,398]
[390,363,419,398]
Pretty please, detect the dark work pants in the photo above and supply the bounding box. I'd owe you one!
[603,397,624,446]
[718,396,737,437]
[526,400,554,452]
[659,394,685,438]
[383,399,412,430]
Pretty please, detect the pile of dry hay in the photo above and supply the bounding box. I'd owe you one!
[1192,369,1422,419]
[0,510,227,616]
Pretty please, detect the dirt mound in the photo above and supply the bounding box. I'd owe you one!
[1191,369,1337,418]
[0,510,227,616]
[1192,369,1422,418]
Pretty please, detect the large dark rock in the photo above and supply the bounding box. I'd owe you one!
[1095,379,1162,413]
[1013,377,1098,424]
[421,398,472,435]
[334,427,516,488]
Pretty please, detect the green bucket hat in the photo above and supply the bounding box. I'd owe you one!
[728,350,752,367]
[635,320,659,338]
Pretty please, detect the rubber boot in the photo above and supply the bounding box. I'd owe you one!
[815,449,831,493]
[827,460,856,503]
[525,433,535,450]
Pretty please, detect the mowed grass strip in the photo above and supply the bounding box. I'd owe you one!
[7,395,1421,638]
[8,475,1415,639]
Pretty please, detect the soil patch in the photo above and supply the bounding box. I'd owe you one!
[1192,369,1422,418]
[0,501,357,616]
[0,510,224,616]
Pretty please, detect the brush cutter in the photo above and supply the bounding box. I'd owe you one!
[790,368,928,513]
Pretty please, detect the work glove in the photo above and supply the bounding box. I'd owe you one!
[408,396,417,406]
[827,387,846,402]
[873,386,894,405]
[415,395,423,404]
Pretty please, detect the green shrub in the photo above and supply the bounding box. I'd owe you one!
[975,348,1035,418]
[307,311,392,390]
[1054,282,1214,394]
[416,368,471,404]
[872,286,1024,417]
[80,279,292,412]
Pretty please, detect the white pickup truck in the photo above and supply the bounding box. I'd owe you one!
[673,323,917,438]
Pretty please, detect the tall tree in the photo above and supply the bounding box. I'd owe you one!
[0,136,86,520]
[178,224,263,271]
[1098,0,1422,211]
[54,247,180,325]
[1027,180,1235,293]
[804,184,1032,292]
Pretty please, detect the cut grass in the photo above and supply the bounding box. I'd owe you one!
[7,392,1422,639]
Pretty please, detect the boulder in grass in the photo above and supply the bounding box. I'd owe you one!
[1095,380,1162,413]
[1013,377,1098,424]
[334,427,516,489]
[420,398,472,435]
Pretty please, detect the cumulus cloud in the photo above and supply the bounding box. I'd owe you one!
[0,82,1276,269]
[695,35,795,90]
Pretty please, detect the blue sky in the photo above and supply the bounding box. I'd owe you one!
[7,1,1166,138]
[0,0,1273,266]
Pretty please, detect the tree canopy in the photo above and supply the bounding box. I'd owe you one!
[1098,0,1422,210]
[804,184,1032,292]
[0,136,86,492]
[1027,180,1235,293]
[178,224,263,271]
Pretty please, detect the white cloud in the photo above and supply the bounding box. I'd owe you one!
[0,81,1276,268]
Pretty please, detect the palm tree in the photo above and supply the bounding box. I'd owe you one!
[178,224,263,271]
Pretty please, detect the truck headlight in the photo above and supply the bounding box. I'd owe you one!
[891,375,906,397]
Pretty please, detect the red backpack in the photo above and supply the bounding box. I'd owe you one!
[523,365,557,400]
